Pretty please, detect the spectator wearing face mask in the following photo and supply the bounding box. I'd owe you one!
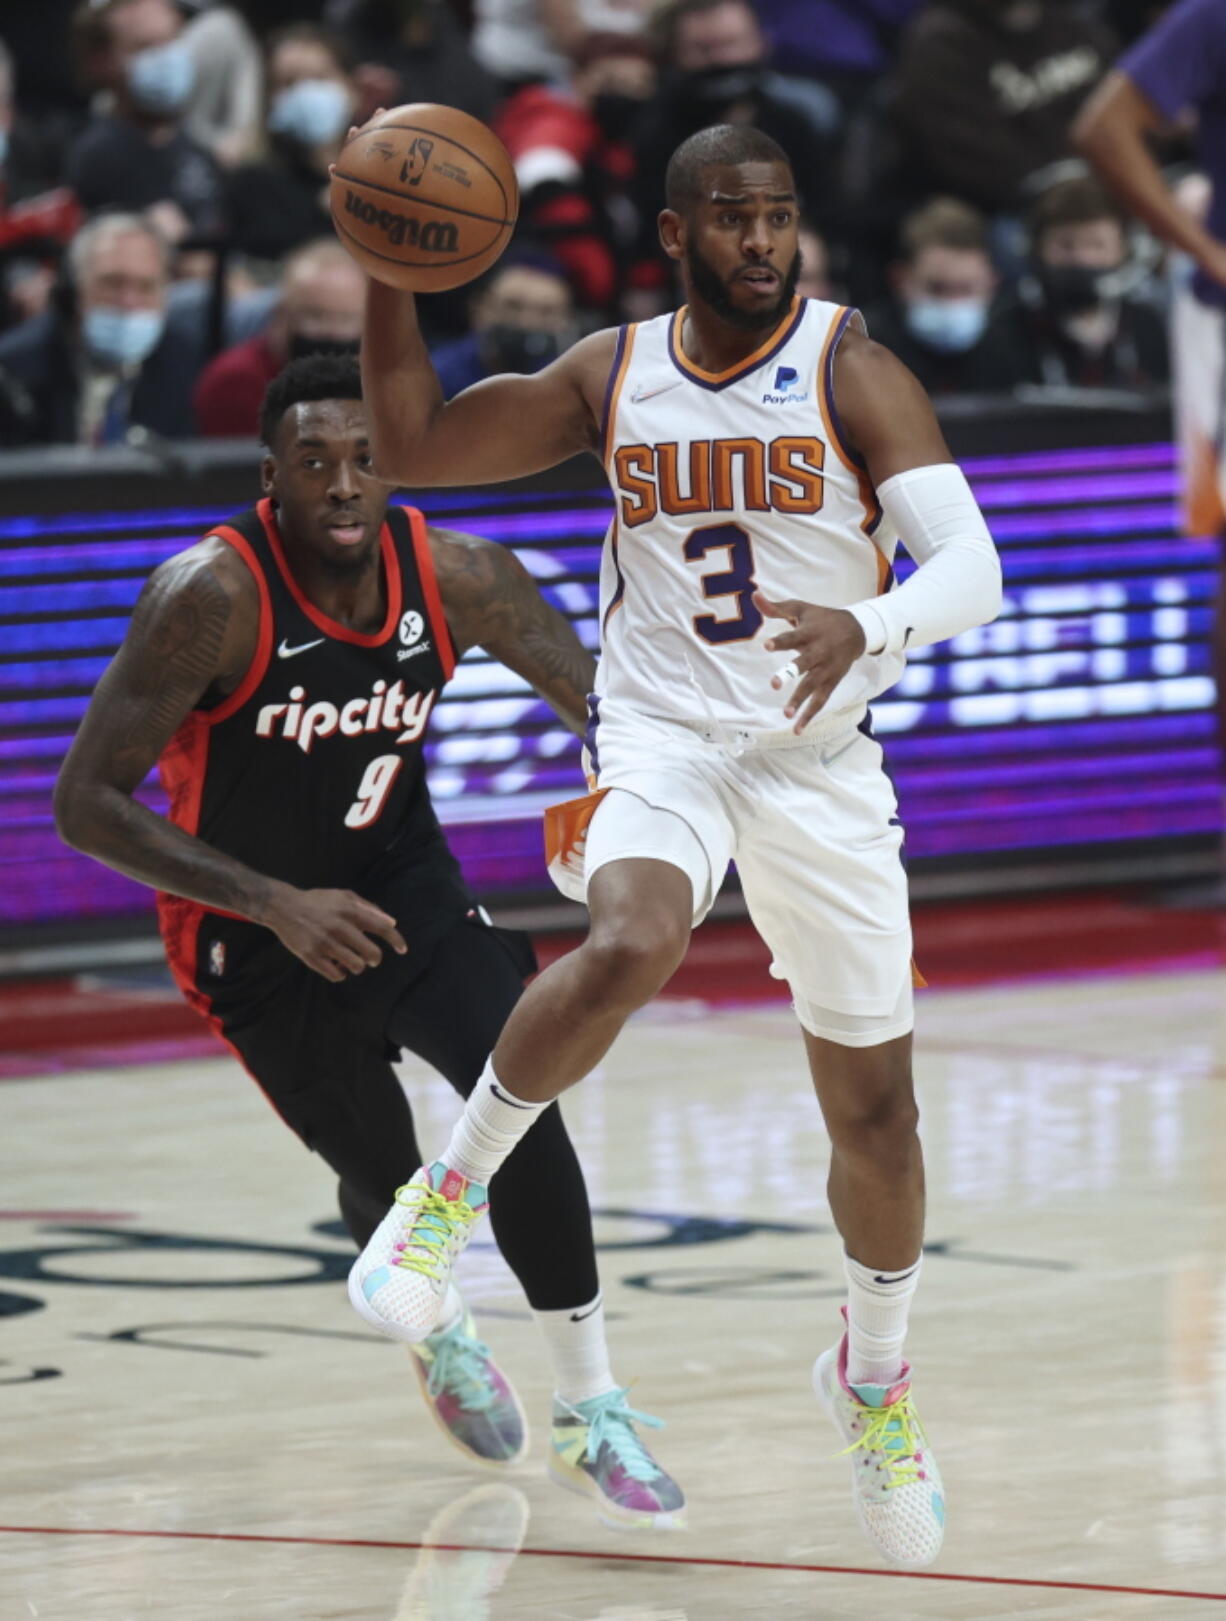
[997,176,1168,388]
[0,211,205,444]
[864,197,1026,395]
[66,0,226,243]
[226,24,357,265]
[193,239,365,436]
[430,254,576,399]
[629,0,840,282]
[494,31,659,317]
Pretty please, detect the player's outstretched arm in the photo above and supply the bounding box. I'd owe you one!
[54,545,406,982]
[362,279,616,488]
[430,526,596,735]
[758,330,1002,731]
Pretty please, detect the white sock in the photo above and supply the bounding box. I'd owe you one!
[533,1292,617,1406]
[440,1060,547,1187]
[844,1251,922,1387]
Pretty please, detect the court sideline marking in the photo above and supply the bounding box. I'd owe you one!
[0,1524,1222,1601]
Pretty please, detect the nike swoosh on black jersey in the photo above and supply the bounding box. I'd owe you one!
[277,637,326,659]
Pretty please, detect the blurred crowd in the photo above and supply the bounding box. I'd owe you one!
[0,0,1189,448]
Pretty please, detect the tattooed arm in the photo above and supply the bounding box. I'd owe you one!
[54,540,405,981]
[430,526,596,736]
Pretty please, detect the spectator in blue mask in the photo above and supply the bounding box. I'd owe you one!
[66,0,226,243]
[864,196,1027,396]
[0,210,205,444]
[227,25,358,267]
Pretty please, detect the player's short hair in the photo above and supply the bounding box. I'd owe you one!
[1028,176,1126,247]
[898,197,990,264]
[665,124,791,214]
[260,354,364,449]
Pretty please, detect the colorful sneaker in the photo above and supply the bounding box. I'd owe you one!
[394,1483,529,1620]
[409,1303,528,1468]
[348,1163,487,1343]
[548,1387,686,1531]
[813,1329,945,1569]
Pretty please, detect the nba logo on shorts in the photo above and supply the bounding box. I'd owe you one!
[773,366,799,393]
[208,940,226,977]
[400,137,434,186]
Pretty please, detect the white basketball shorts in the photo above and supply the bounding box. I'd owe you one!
[577,699,914,1045]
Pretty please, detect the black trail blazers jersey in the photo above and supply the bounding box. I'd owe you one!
[157,496,456,1009]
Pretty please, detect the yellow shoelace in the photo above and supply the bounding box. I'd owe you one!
[391,1187,476,1280]
[840,1394,924,1490]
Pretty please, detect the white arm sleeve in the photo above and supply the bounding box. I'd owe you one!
[845,463,1002,656]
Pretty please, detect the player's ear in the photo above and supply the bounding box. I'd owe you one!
[260,453,277,497]
[659,208,684,263]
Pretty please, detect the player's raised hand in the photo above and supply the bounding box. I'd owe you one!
[756,592,868,734]
[264,885,407,983]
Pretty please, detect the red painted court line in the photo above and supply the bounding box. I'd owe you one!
[0,1525,1221,1601]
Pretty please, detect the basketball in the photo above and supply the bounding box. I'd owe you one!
[330,104,518,293]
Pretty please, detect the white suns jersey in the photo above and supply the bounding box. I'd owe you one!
[597,298,903,734]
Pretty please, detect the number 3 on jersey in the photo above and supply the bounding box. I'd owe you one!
[345,754,403,828]
[684,522,762,645]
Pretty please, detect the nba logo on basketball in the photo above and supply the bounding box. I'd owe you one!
[208,940,225,977]
[400,138,434,187]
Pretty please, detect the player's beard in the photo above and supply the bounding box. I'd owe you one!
[685,240,801,332]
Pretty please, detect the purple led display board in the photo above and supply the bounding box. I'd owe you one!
[0,439,1220,928]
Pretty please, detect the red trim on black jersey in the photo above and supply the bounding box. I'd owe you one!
[256,496,403,647]
[156,893,288,1125]
[207,526,274,725]
[158,710,210,838]
[405,504,456,681]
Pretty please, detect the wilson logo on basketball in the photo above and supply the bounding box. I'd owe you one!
[400,136,433,186]
[341,189,458,253]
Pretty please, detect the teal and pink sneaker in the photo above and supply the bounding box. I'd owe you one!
[813,1325,945,1569]
[349,1162,488,1343]
[548,1387,686,1531]
[409,1303,528,1468]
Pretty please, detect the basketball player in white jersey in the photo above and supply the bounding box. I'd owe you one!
[340,124,1002,1567]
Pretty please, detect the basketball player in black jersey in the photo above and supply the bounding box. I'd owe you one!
[54,354,684,1527]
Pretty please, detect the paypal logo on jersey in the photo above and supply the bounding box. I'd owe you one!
[762,364,810,406]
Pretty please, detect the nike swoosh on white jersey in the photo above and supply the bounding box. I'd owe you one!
[277,637,326,659]
[629,379,683,403]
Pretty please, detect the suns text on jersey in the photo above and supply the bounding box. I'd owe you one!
[613,435,826,527]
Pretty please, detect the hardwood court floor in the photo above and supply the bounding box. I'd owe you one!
[1,966,1224,1618]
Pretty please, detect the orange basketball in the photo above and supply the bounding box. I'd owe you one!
[330,104,519,293]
